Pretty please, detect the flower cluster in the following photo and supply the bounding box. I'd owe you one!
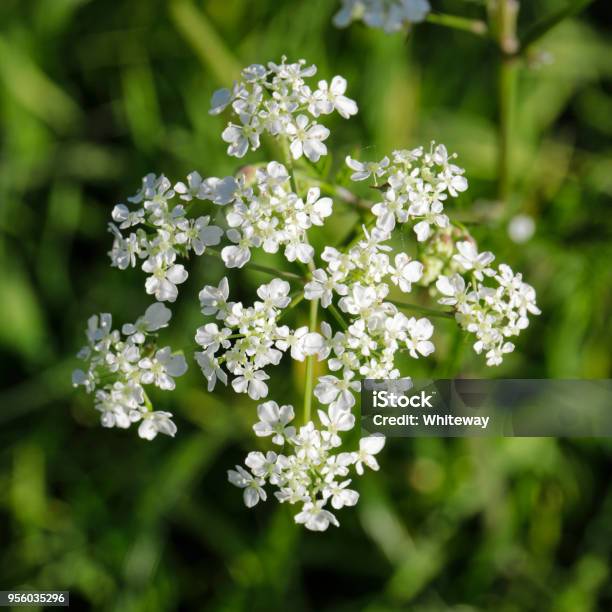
[334,0,431,33]
[74,57,541,532]
[347,143,468,241]
[219,162,333,268]
[195,277,325,400]
[72,304,187,439]
[305,224,433,412]
[210,57,357,161]
[344,145,539,365]
[228,400,385,531]
[436,244,541,366]
[109,172,235,302]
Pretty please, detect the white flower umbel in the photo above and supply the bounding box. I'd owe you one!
[436,261,541,365]
[349,143,467,240]
[72,307,187,439]
[345,143,539,366]
[194,277,325,400]
[76,55,541,531]
[219,162,332,268]
[108,172,232,302]
[304,223,432,411]
[334,0,431,33]
[210,57,357,160]
[229,399,385,531]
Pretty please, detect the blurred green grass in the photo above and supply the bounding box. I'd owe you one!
[0,0,611,610]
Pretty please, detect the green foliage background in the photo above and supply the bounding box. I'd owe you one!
[0,0,611,610]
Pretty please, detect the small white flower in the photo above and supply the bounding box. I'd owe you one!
[453,241,495,280]
[199,277,230,317]
[200,176,238,205]
[256,278,291,309]
[257,161,290,191]
[108,226,141,270]
[293,422,324,461]
[413,206,448,242]
[195,350,227,391]
[304,188,333,225]
[86,313,114,346]
[138,347,188,390]
[227,465,267,508]
[95,390,133,429]
[142,255,188,302]
[310,76,358,119]
[222,114,262,158]
[338,283,378,315]
[72,368,91,389]
[318,404,356,447]
[195,323,232,352]
[231,366,269,400]
[245,451,280,480]
[433,144,468,195]
[345,155,390,182]
[105,342,140,373]
[252,401,296,445]
[354,435,386,475]
[390,253,423,292]
[315,373,360,410]
[372,188,407,232]
[186,216,224,255]
[285,327,326,361]
[284,239,314,264]
[294,501,339,531]
[138,411,177,440]
[128,173,174,205]
[221,228,254,268]
[286,114,329,162]
[111,204,144,228]
[486,341,515,366]
[122,303,172,343]
[436,274,469,308]
[405,317,435,358]
[174,171,206,201]
[324,479,359,510]
[305,269,347,308]
[512,281,541,317]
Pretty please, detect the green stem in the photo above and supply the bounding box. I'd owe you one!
[303,297,318,424]
[494,0,519,205]
[205,248,305,283]
[285,292,306,313]
[426,12,488,36]
[281,137,299,194]
[328,302,349,330]
[497,56,517,205]
[143,389,153,411]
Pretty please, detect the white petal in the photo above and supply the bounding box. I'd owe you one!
[360,434,386,454]
[209,88,232,115]
[144,303,172,330]
[166,265,188,284]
